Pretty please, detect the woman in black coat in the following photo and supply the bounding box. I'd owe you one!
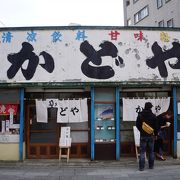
[154,111,172,160]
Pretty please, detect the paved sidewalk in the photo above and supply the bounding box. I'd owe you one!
[0,157,180,180]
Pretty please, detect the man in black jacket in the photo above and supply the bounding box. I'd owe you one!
[136,102,158,171]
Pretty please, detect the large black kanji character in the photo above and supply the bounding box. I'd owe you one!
[146,41,180,78]
[39,51,54,73]
[7,42,55,80]
[80,40,124,79]
[70,107,79,116]
[7,42,39,80]
[60,107,68,116]
[155,105,161,113]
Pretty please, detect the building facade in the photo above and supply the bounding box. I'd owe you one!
[0,26,179,161]
[123,0,180,27]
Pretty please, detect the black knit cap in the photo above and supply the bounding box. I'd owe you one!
[144,102,153,109]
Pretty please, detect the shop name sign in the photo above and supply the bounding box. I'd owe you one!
[0,27,180,83]
[0,104,18,115]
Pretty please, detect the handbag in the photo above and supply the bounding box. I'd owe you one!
[142,121,154,135]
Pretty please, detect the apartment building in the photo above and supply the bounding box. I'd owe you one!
[123,0,180,27]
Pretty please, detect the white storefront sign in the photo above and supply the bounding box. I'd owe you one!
[0,28,179,83]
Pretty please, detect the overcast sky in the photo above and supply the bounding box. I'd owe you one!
[0,0,124,27]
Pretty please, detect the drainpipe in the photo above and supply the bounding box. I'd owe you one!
[116,87,120,160]
[173,86,177,158]
[19,88,24,161]
[90,86,95,160]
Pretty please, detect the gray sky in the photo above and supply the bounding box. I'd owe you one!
[0,0,124,27]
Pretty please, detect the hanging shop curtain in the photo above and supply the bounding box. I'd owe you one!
[35,100,48,123]
[68,99,81,123]
[80,98,88,122]
[36,98,88,123]
[122,97,170,121]
[57,99,69,123]
[58,99,88,123]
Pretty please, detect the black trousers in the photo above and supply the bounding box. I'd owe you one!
[154,138,163,155]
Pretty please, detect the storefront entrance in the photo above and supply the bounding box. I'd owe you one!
[25,91,91,159]
[26,105,60,159]
[120,88,173,157]
[24,88,173,159]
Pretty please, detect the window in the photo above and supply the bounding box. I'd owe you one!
[127,19,131,26]
[157,0,163,9]
[126,0,130,6]
[95,103,115,143]
[158,20,164,27]
[167,19,174,27]
[134,6,149,24]
[165,0,171,3]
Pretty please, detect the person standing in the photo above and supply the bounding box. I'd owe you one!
[136,102,158,171]
[154,112,172,160]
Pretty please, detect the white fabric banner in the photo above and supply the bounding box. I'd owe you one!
[122,97,170,121]
[36,99,88,123]
[80,98,88,122]
[155,98,170,116]
[69,99,81,123]
[36,100,48,123]
[57,100,69,123]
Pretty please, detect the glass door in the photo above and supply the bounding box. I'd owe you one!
[26,105,60,159]
[94,88,116,160]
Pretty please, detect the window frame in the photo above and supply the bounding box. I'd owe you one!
[127,18,131,26]
[167,18,174,27]
[134,6,149,24]
[133,0,139,3]
[165,0,171,3]
[157,0,163,9]
[158,20,164,27]
[126,0,130,6]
